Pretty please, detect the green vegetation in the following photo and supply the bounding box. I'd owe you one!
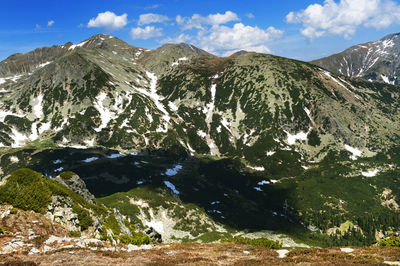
[98,186,221,238]
[0,227,4,234]
[118,233,151,246]
[378,236,400,247]
[9,207,18,214]
[221,237,283,249]
[59,171,76,180]
[69,230,82,237]
[103,214,121,235]
[0,168,52,213]
[72,203,93,231]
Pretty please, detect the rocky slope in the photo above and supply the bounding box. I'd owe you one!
[0,168,155,246]
[311,33,400,85]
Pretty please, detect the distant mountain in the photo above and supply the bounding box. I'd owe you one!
[229,50,250,57]
[311,33,400,84]
[1,34,399,161]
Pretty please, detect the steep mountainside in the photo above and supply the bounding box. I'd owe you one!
[311,33,400,85]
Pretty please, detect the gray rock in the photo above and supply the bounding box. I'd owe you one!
[54,173,96,205]
[145,227,162,243]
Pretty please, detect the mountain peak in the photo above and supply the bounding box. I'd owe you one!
[381,32,400,41]
[158,43,214,57]
[312,32,400,84]
[229,50,250,57]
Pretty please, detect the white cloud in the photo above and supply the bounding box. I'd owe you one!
[160,33,192,44]
[47,20,55,27]
[144,4,161,10]
[176,11,240,30]
[138,13,169,25]
[130,26,163,40]
[246,13,255,19]
[88,11,128,31]
[197,23,283,55]
[286,0,400,39]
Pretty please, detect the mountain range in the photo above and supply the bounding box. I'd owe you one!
[0,33,399,249]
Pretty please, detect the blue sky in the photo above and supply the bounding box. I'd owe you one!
[1,0,400,61]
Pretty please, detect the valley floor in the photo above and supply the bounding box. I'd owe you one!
[1,243,399,265]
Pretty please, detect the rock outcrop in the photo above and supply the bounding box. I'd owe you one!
[54,172,96,205]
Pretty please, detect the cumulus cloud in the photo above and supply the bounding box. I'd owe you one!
[176,11,240,30]
[130,26,163,40]
[47,20,55,27]
[286,0,400,39]
[88,11,128,31]
[138,13,169,25]
[197,23,283,55]
[160,33,192,44]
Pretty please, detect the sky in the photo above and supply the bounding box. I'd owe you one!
[1,0,400,61]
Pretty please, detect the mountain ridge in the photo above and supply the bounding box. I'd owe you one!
[311,32,400,85]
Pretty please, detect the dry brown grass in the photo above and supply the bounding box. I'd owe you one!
[0,243,399,265]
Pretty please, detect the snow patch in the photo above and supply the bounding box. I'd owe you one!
[276,249,289,258]
[69,41,88,50]
[107,153,126,159]
[37,61,52,68]
[11,128,28,147]
[38,122,51,134]
[344,144,362,160]
[340,247,354,253]
[93,92,113,132]
[361,169,380,177]
[381,74,394,84]
[247,166,265,171]
[284,130,308,145]
[32,94,44,119]
[197,130,207,138]
[165,165,182,176]
[168,101,178,111]
[164,181,180,194]
[9,156,19,163]
[0,110,25,123]
[84,138,95,147]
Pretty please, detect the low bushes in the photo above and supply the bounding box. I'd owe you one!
[221,237,283,249]
[378,236,400,247]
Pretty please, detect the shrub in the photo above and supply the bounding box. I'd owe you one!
[379,236,400,247]
[9,207,18,214]
[103,214,121,235]
[221,237,283,249]
[70,230,81,237]
[72,204,93,231]
[59,171,76,180]
[118,233,151,246]
[0,168,52,213]
[0,227,4,234]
